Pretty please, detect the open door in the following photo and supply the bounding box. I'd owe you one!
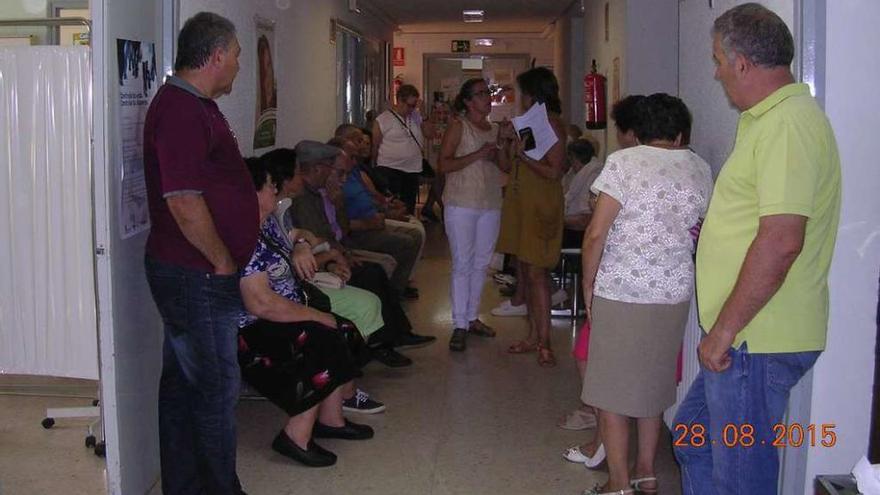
[92,0,172,492]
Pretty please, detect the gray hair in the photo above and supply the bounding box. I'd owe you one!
[174,12,237,71]
[712,3,794,68]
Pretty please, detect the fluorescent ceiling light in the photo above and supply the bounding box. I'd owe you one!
[463,9,484,23]
[474,38,494,47]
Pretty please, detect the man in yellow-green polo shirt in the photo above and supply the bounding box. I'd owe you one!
[674,4,841,495]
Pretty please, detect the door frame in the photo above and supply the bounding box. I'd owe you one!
[422,52,531,108]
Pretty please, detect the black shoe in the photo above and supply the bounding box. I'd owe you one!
[395,332,437,349]
[371,347,413,367]
[449,328,467,351]
[271,430,337,467]
[313,419,375,440]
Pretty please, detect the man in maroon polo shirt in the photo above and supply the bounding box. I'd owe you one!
[143,12,257,495]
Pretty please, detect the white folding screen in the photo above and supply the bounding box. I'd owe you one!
[0,46,98,380]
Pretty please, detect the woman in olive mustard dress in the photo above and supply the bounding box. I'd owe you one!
[497,67,567,367]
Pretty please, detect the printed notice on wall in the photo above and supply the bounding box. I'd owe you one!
[254,18,277,150]
[116,39,158,239]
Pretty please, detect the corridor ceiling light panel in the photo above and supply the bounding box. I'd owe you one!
[474,38,494,47]
[463,9,484,23]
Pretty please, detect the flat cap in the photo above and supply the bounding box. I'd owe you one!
[294,140,341,165]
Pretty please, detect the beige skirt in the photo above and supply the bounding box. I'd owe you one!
[581,296,690,418]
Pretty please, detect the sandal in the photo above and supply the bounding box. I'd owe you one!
[630,476,658,494]
[583,442,606,469]
[582,485,634,495]
[468,319,496,338]
[507,339,538,354]
[563,445,590,463]
[537,344,556,367]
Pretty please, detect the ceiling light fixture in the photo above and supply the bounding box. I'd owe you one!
[463,9,484,23]
[474,38,494,47]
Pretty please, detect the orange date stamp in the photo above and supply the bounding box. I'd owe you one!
[673,423,837,448]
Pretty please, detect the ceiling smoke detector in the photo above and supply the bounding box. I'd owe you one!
[463,9,484,23]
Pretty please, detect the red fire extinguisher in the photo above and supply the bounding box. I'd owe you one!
[584,60,607,130]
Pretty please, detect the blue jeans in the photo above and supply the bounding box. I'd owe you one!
[673,343,820,495]
[145,257,244,495]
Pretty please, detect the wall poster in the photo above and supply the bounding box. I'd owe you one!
[116,38,158,239]
[254,17,277,150]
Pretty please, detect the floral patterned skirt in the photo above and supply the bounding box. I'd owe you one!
[238,319,360,417]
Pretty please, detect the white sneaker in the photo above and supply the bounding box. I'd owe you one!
[491,299,528,317]
[551,289,568,307]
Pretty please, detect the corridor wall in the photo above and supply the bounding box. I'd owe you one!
[392,31,555,98]
[581,0,679,159]
[179,0,395,155]
[0,46,98,380]
[805,0,880,483]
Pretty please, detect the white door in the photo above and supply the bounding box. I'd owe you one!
[92,0,171,492]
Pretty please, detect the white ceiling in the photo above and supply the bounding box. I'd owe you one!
[364,0,577,33]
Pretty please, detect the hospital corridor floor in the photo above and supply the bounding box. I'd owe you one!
[0,224,683,495]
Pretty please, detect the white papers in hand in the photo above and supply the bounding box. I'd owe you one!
[511,102,558,161]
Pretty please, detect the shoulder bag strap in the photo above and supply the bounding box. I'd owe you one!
[389,110,423,152]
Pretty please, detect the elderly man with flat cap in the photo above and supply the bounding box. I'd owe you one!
[285,141,435,367]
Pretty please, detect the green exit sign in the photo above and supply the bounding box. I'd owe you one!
[451,40,470,53]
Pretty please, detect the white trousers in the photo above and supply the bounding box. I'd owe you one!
[444,206,501,330]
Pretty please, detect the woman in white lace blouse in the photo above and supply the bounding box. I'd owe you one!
[578,94,714,495]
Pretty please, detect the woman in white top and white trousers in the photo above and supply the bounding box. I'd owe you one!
[438,78,504,351]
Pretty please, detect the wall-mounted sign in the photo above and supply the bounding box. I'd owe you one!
[116,39,158,238]
[451,40,470,53]
[392,47,405,66]
[254,18,277,150]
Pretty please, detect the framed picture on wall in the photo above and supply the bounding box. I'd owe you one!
[254,16,277,150]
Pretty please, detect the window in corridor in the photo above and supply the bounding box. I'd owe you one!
[335,20,386,127]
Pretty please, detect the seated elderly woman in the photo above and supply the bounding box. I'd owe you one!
[578,94,714,495]
[561,138,603,248]
[237,157,375,468]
